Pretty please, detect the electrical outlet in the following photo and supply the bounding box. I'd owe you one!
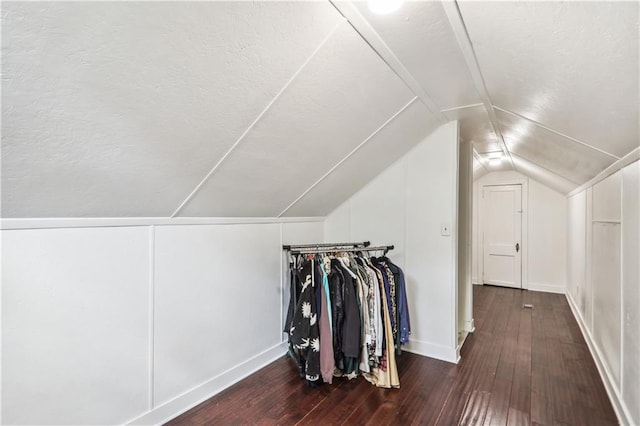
[441,223,451,236]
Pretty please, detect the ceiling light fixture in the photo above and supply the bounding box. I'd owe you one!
[368,0,404,15]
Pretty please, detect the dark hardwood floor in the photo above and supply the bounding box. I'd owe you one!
[166,286,617,425]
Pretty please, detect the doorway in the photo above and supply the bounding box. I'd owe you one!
[481,184,523,289]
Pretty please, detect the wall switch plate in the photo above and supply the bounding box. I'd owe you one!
[441,223,451,236]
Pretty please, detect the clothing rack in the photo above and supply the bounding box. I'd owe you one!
[282,241,370,251]
[287,245,394,255]
[284,240,406,388]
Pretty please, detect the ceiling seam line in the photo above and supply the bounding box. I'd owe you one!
[276,96,419,218]
[568,147,639,197]
[440,0,516,170]
[510,152,583,186]
[168,19,343,218]
[472,148,490,173]
[492,105,621,160]
[440,103,485,114]
[329,0,446,122]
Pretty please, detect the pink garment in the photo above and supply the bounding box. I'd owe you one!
[319,286,335,384]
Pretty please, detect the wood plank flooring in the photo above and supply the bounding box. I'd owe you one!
[166,286,617,425]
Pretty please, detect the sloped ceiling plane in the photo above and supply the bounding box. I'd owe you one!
[2,1,638,217]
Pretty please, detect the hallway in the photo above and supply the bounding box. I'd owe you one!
[167,285,617,425]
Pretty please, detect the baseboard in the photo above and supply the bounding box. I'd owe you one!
[527,282,566,294]
[456,331,470,363]
[565,292,632,426]
[127,342,288,425]
[465,318,475,333]
[403,338,458,364]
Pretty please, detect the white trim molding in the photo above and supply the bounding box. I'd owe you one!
[147,226,156,411]
[277,97,419,217]
[451,120,461,366]
[404,338,458,365]
[566,292,632,426]
[493,106,619,161]
[0,217,325,230]
[465,318,475,334]
[527,283,566,295]
[330,1,445,121]
[441,1,515,170]
[126,343,288,426]
[478,177,529,290]
[569,148,640,198]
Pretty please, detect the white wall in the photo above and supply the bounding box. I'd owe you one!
[153,224,282,406]
[528,178,568,292]
[621,161,640,425]
[567,191,586,313]
[2,227,150,425]
[472,170,567,293]
[1,219,323,425]
[457,137,473,337]
[592,173,623,387]
[566,160,640,426]
[324,122,460,363]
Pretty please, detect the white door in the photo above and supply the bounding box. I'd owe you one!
[482,184,522,288]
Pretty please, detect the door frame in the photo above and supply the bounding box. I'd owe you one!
[477,176,529,290]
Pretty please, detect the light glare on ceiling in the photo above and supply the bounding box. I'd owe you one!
[488,153,503,166]
[368,0,404,15]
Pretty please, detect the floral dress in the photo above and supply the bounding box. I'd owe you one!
[288,258,321,384]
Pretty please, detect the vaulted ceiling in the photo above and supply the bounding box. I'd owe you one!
[2,1,638,218]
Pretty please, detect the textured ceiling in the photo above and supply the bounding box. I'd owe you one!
[457,0,639,189]
[351,1,481,111]
[2,1,638,218]
[180,21,415,217]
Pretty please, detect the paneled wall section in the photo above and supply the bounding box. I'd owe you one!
[1,220,323,425]
[566,160,640,425]
[2,227,150,425]
[324,122,460,362]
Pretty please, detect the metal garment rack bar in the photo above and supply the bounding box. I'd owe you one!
[289,245,394,255]
[282,241,370,251]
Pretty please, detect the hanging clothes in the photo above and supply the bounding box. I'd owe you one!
[339,256,361,377]
[318,260,335,384]
[328,258,346,372]
[284,248,409,389]
[286,257,321,385]
[362,256,400,389]
[381,257,411,349]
